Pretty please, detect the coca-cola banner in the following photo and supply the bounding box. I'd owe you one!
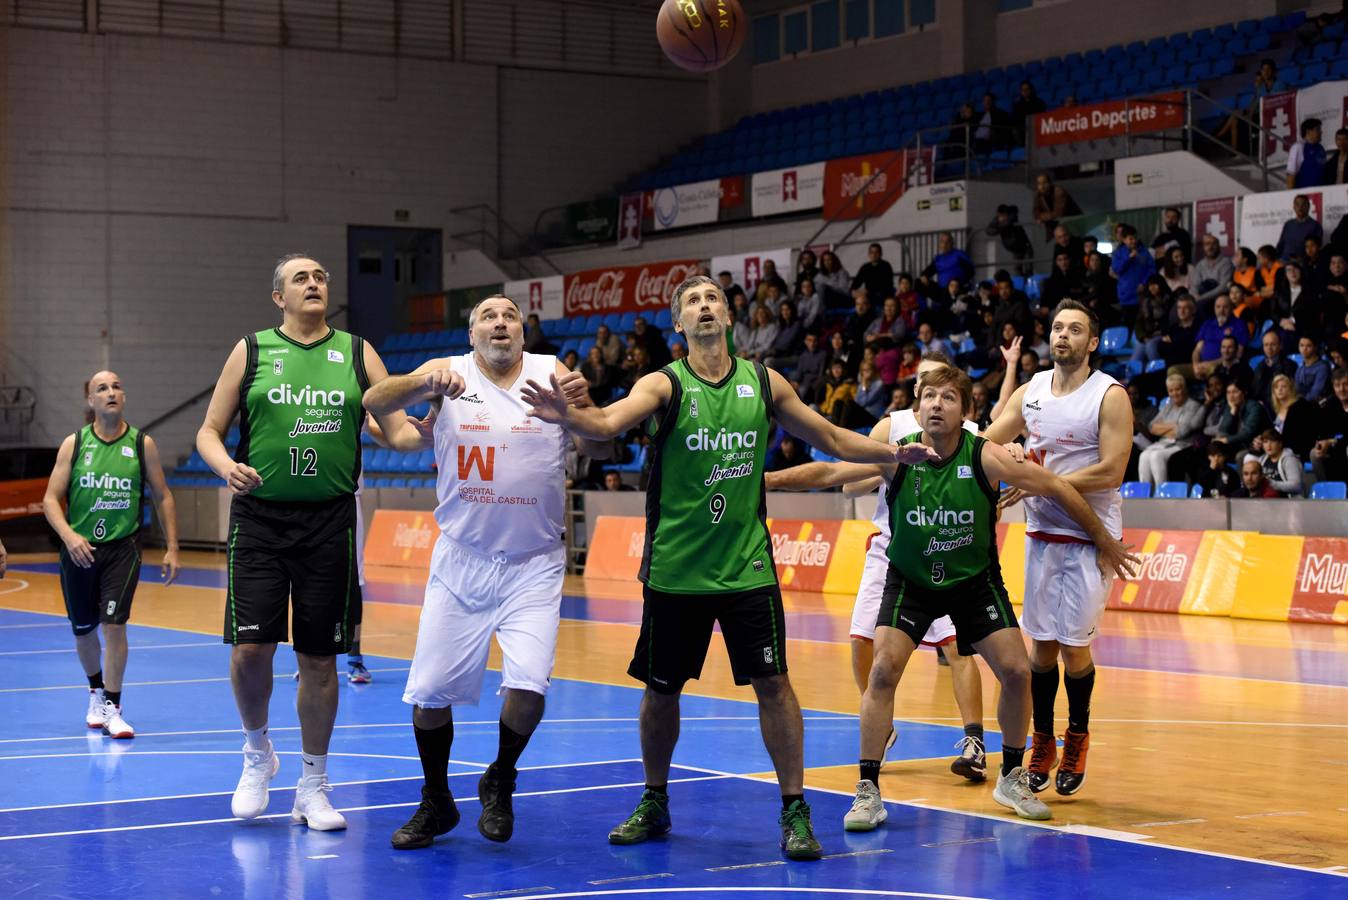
[710,248,793,296]
[1193,197,1237,258]
[822,151,907,220]
[563,259,700,316]
[503,275,564,322]
[750,162,826,217]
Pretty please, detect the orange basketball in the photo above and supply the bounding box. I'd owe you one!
[657,0,746,73]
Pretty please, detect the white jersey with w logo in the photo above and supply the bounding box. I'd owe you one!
[432,351,568,556]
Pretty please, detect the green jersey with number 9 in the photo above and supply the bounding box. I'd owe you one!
[237,327,368,503]
[639,357,776,594]
[67,423,145,543]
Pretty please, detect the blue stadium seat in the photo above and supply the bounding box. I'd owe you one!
[1125,359,1143,378]
[1310,482,1347,500]
[398,452,423,473]
[540,319,563,337]
[576,337,596,359]
[418,449,435,471]
[1100,326,1131,355]
[618,312,638,332]
[1157,481,1189,499]
[1190,483,1205,499]
[370,448,393,472]
[1145,359,1167,373]
[559,338,579,357]
[1121,481,1152,498]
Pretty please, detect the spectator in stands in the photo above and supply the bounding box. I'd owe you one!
[992,271,1033,343]
[973,92,1012,155]
[1256,245,1283,302]
[580,346,617,405]
[1297,336,1331,403]
[632,316,671,367]
[1325,250,1348,300]
[986,204,1034,273]
[1323,127,1348,185]
[754,260,789,304]
[1159,293,1201,366]
[1311,369,1348,482]
[1216,59,1284,151]
[670,340,687,361]
[737,304,778,363]
[1232,247,1260,296]
[593,324,622,367]
[523,313,552,355]
[852,243,895,302]
[561,349,579,371]
[1031,174,1081,243]
[849,361,889,425]
[603,471,633,492]
[1271,261,1309,338]
[895,274,925,332]
[1082,234,1100,266]
[794,278,824,332]
[874,337,901,386]
[1211,381,1269,459]
[791,332,828,403]
[969,382,994,430]
[1195,443,1241,497]
[1049,225,1085,272]
[1027,319,1051,363]
[1018,349,1044,387]
[717,270,745,307]
[1268,373,1318,461]
[820,359,857,420]
[1225,283,1254,330]
[815,250,852,305]
[766,435,812,472]
[896,342,922,385]
[1136,374,1205,488]
[1012,82,1047,147]
[885,384,914,417]
[844,291,877,349]
[764,300,804,371]
[1111,224,1154,311]
[1302,236,1330,287]
[915,321,952,359]
[1040,250,1084,309]
[1176,293,1247,382]
[947,102,977,158]
[1082,251,1119,325]
[620,346,657,390]
[1275,195,1323,261]
[1192,233,1234,308]
[1286,118,1326,189]
[1131,276,1173,364]
[1211,335,1254,391]
[794,250,819,291]
[1234,457,1280,498]
[1151,207,1193,261]
[1127,384,1160,477]
[826,330,855,376]
[1250,330,1298,409]
[1160,246,1193,296]
[920,232,974,298]
[731,292,753,328]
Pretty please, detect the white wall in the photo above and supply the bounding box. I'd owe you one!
[1115,152,1253,209]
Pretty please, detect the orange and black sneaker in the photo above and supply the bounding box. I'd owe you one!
[1026,732,1057,794]
[1055,730,1090,795]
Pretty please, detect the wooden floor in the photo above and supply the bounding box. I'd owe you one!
[4,549,1346,875]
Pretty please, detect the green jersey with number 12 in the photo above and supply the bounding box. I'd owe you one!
[237,327,368,503]
[639,358,776,594]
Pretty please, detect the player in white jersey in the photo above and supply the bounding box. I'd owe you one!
[983,300,1133,798]
[767,349,1020,782]
[363,295,602,850]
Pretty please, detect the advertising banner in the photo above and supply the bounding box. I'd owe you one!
[1261,80,1348,169]
[563,259,700,316]
[1107,529,1205,613]
[1237,183,1348,252]
[363,510,437,569]
[1193,197,1237,258]
[617,192,644,250]
[1261,89,1298,168]
[1290,536,1348,624]
[823,152,905,220]
[750,162,826,217]
[710,248,793,296]
[650,179,722,232]
[563,198,617,244]
[503,275,565,322]
[1032,92,1186,147]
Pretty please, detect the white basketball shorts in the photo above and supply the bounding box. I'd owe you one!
[1021,537,1113,647]
[402,534,565,708]
[852,532,956,646]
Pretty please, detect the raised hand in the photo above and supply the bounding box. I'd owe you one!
[424,368,465,400]
[999,336,1022,368]
[556,370,592,407]
[521,374,570,424]
[894,442,940,464]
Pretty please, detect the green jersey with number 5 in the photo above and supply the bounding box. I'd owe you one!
[639,357,776,594]
[237,327,368,503]
[67,424,145,543]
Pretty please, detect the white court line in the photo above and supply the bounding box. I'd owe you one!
[0,622,65,630]
[0,579,31,596]
[0,641,220,656]
[0,667,412,693]
[0,750,425,763]
[454,890,989,900]
[906,716,1348,730]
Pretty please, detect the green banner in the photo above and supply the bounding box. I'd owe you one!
[1060,206,1164,247]
[445,283,503,326]
[564,198,618,244]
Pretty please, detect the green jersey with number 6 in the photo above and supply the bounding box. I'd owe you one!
[67,424,145,543]
[885,430,1001,590]
[639,357,776,594]
[237,327,368,503]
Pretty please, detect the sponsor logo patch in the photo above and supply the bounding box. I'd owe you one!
[121,446,135,458]
[736,384,755,398]
[327,349,345,363]
[957,465,972,479]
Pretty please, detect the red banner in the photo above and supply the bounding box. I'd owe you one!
[0,478,46,521]
[823,152,906,220]
[1033,92,1186,147]
[1107,529,1203,613]
[563,260,699,316]
[1290,537,1348,624]
[1193,197,1237,258]
[719,176,746,210]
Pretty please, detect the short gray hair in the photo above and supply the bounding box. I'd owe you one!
[272,253,326,293]
[468,294,521,328]
[671,275,722,320]
[1164,373,1188,392]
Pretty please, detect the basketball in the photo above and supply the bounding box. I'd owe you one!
[657,0,746,73]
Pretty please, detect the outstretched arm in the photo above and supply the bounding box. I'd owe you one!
[768,368,934,466]
[522,371,670,441]
[766,460,892,491]
[361,344,440,452]
[989,337,1022,423]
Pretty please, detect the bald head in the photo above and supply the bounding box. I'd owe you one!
[85,371,126,419]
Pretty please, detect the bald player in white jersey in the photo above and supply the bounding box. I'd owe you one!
[363,295,603,851]
[983,300,1132,799]
[766,347,1021,782]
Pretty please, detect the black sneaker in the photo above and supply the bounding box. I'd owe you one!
[779,799,822,861]
[477,764,516,842]
[608,789,671,844]
[391,786,460,850]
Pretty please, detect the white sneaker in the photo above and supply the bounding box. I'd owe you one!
[842,780,888,832]
[993,766,1052,821]
[86,690,108,728]
[232,742,280,819]
[101,702,134,739]
[291,774,347,831]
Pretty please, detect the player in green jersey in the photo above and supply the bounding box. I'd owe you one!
[782,366,1136,826]
[42,371,180,739]
[522,275,931,862]
[197,254,417,830]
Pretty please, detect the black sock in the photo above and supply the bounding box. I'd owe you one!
[859,758,882,789]
[1064,667,1095,733]
[87,671,104,691]
[644,783,668,797]
[781,793,804,810]
[347,640,362,659]
[1030,664,1059,735]
[963,723,985,742]
[104,690,121,707]
[1001,745,1025,777]
[413,717,454,794]
[493,720,531,777]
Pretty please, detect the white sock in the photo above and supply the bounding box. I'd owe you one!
[244,726,269,751]
[300,752,327,778]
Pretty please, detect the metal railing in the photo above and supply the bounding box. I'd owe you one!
[449,204,564,281]
[0,385,37,445]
